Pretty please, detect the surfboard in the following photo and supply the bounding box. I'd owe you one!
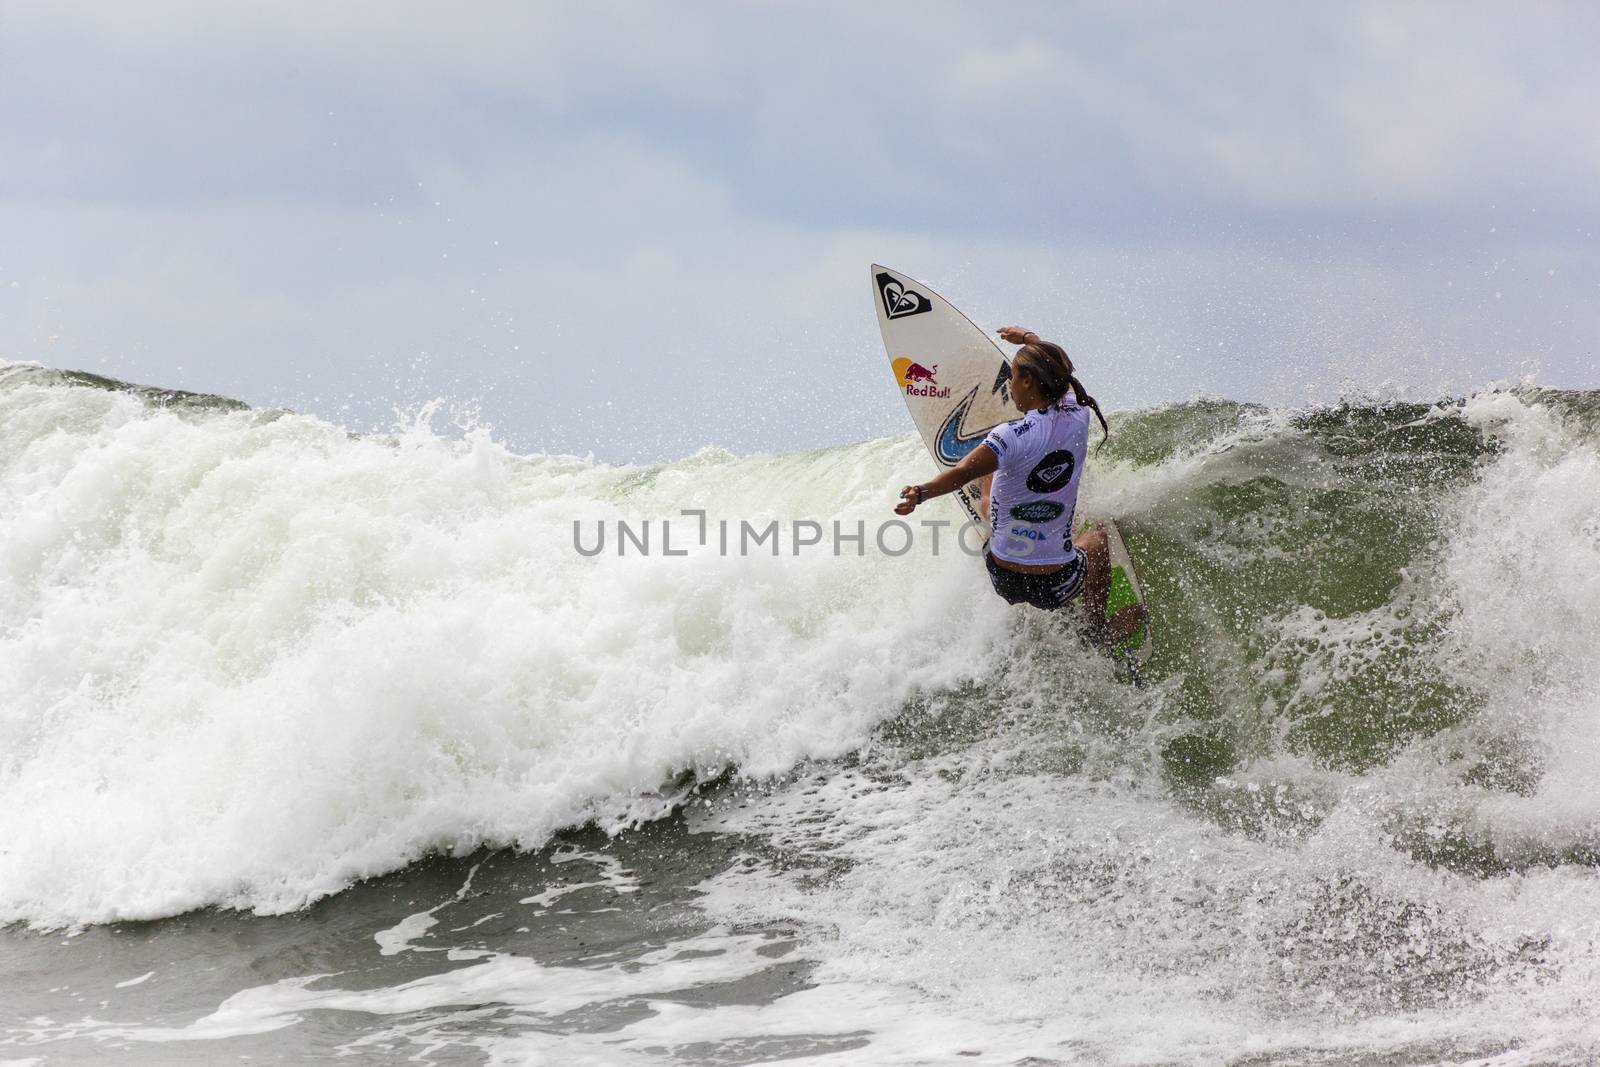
[870,265,1014,529]
[1090,516,1152,669]
[871,263,1151,667]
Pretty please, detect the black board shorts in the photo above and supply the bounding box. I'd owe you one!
[985,548,1088,611]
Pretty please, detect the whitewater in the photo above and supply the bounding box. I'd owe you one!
[3,359,1600,1065]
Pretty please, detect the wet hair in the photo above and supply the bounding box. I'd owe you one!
[1012,340,1109,449]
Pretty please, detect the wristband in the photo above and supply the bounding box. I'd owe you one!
[914,485,928,504]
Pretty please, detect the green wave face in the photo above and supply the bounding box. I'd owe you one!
[1087,392,1600,873]
[1113,400,1500,771]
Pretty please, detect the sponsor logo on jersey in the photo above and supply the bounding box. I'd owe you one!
[892,357,951,399]
[876,272,933,319]
[1008,500,1064,523]
[1025,448,1077,493]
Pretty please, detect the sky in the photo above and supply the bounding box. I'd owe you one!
[2,1,1597,462]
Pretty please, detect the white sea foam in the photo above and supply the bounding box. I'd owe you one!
[373,861,481,956]
[516,845,639,910]
[0,372,1010,927]
[111,972,155,989]
[1445,392,1600,860]
[71,928,786,1045]
[689,752,1600,1065]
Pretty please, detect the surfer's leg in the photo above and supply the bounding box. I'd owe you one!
[1074,526,1146,646]
[1076,525,1112,641]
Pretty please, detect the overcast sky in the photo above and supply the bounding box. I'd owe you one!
[3,2,1596,461]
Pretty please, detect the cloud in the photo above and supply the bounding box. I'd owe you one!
[9,2,1599,220]
[0,2,1595,461]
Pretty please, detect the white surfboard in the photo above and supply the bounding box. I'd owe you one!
[870,264,1015,529]
[871,263,1151,667]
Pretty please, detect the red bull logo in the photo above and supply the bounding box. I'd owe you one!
[892,357,952,399]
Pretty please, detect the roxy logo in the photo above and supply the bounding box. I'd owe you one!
[1025,449,1077,493]
[876,272,932,319]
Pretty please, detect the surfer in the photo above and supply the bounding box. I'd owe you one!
[893,328,1144,645]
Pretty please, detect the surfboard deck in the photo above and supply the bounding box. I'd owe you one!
[870,264,1014,530]
[872,263,1151,668]
[1086,517,1152,669]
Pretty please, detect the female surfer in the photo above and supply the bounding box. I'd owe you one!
[893,327,1144,645]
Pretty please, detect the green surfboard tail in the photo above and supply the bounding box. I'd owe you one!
[1107,563,1149,657]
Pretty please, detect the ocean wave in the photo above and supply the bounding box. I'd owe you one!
[2,365,1596,928]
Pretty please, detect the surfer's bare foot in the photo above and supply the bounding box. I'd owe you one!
[1106,603,1146,645]
[1084,603,1146,650]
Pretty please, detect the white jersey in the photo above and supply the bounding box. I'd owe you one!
[980,402,1090,566]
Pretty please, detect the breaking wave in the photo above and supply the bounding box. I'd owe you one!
[3,359,1598,941]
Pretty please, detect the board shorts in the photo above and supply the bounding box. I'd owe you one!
[985,547,1088,611]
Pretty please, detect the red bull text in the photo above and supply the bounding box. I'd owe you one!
[900,362,951,399]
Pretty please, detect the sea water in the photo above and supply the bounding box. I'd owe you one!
[2,362,1598,1064]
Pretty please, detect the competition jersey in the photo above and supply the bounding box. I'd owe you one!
[980,402,1090,566]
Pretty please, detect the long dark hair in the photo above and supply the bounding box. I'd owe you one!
[1012,340,1109,449]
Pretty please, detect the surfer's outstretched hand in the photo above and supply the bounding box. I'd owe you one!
[996,326,1039,345]
[894,485,921,515]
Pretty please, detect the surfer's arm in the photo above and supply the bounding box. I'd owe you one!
[996,326,1040,345]
[894,445,999,515]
